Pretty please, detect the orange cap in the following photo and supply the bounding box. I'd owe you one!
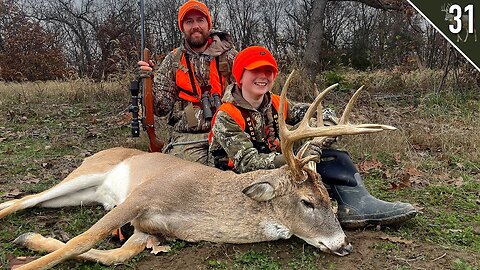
[177,0,212,32]
[232,46,278,84]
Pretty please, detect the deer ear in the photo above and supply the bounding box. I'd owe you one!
[242,182,276,202]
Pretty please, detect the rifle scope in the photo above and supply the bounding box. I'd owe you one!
[129,80,140,137]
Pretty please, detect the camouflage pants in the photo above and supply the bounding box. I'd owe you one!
[164,132,210,165]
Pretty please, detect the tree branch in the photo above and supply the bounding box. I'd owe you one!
[328,0,406,11]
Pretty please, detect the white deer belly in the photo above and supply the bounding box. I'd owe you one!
[95,162,131,210]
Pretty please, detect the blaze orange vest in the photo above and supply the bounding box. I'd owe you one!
[209,94,288,168]
[175,51,226,103]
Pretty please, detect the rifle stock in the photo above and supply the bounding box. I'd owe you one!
[142,48,164,152]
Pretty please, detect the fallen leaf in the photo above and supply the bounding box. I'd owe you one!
[404,166,423,177]
[379,236,413,245]
[358,156,383,173]
[393,152,402,164]
[447,176,464,187]
[146,236,171,255]
[1,189,24,199]
[151,245,171,255]
[387,182,402,191]
[382,169,393,179]
[8,256,38,269]
[412,203,424,213]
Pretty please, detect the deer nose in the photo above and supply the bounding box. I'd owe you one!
[333,242,353,256]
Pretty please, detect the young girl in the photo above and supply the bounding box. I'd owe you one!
[208,45,416,229]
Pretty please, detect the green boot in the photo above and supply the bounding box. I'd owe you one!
[317,149,417,229]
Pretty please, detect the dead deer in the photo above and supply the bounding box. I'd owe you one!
[0,71,397,270]
[441,3,477,42]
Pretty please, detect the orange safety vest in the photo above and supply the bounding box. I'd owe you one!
[175,51,226,103]
[209,94,288,168]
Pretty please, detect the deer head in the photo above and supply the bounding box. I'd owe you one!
[243,70,395,254]
[441,3,454,21]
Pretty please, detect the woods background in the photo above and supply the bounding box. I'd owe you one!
[1,0,477,84]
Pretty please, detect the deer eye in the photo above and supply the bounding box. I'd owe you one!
[301,199,315,209]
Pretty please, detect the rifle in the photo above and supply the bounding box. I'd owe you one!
[130,0,164,152]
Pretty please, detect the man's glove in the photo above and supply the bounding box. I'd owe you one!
[321,108,340,147]
[303,143,322,163]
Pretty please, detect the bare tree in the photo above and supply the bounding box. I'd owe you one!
[222,0,261,49]
[302,0,407,80]
[0,0,65,81]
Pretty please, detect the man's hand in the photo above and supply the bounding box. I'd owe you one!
[303,143,322,163]
[137,60,154,79]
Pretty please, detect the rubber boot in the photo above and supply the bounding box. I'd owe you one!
[317,149,417,229]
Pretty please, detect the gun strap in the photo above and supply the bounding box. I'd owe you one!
[184,54,200,99]
[215,56,223,90]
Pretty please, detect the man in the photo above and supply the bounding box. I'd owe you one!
[209,46,417,229]
[139,0,237,164]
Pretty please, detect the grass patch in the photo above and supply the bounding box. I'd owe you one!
[233,250,281,270]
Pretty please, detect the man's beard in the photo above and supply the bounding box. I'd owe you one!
[186,31,209,48]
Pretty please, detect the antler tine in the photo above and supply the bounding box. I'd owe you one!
[279,70,304,179]
[296,141,311,160]
[314,83,324,127]
[301,84,338,130]
[280,76,397,180]
[339,85,364,125]
[278,70,296,135]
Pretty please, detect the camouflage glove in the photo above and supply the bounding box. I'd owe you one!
[322,136,339,148]
[321,108,340,148]
[303,143,322,163]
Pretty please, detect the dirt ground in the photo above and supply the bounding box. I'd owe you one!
[131,230,477,270]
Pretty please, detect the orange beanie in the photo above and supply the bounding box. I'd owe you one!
[177,0,212,32]
[232,46,278,84]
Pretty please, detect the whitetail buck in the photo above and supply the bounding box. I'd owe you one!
[0,71,397,270]
[442,3,477,42]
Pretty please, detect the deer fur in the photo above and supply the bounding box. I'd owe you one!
[1,148,350,269]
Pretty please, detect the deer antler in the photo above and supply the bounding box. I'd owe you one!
[441,3,451,12]
[278,70,396,181]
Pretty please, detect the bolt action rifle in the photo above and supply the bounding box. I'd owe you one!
[129,0,164,152]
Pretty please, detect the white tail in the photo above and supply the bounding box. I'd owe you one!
[1,72,397,269]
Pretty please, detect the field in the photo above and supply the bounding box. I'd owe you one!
[0,69,479,270]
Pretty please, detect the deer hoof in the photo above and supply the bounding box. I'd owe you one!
[14,232,37,247]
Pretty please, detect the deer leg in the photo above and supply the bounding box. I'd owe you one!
[0,199,19,210]
[0,174,105,219]
[464,31,468,42]
[14,231,149,265]
[14,196,141,270]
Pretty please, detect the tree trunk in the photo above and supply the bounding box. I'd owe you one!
[303,0,327,81]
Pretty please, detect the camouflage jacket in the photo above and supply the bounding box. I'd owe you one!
[208,84,311,173]
[152,31,237,133]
